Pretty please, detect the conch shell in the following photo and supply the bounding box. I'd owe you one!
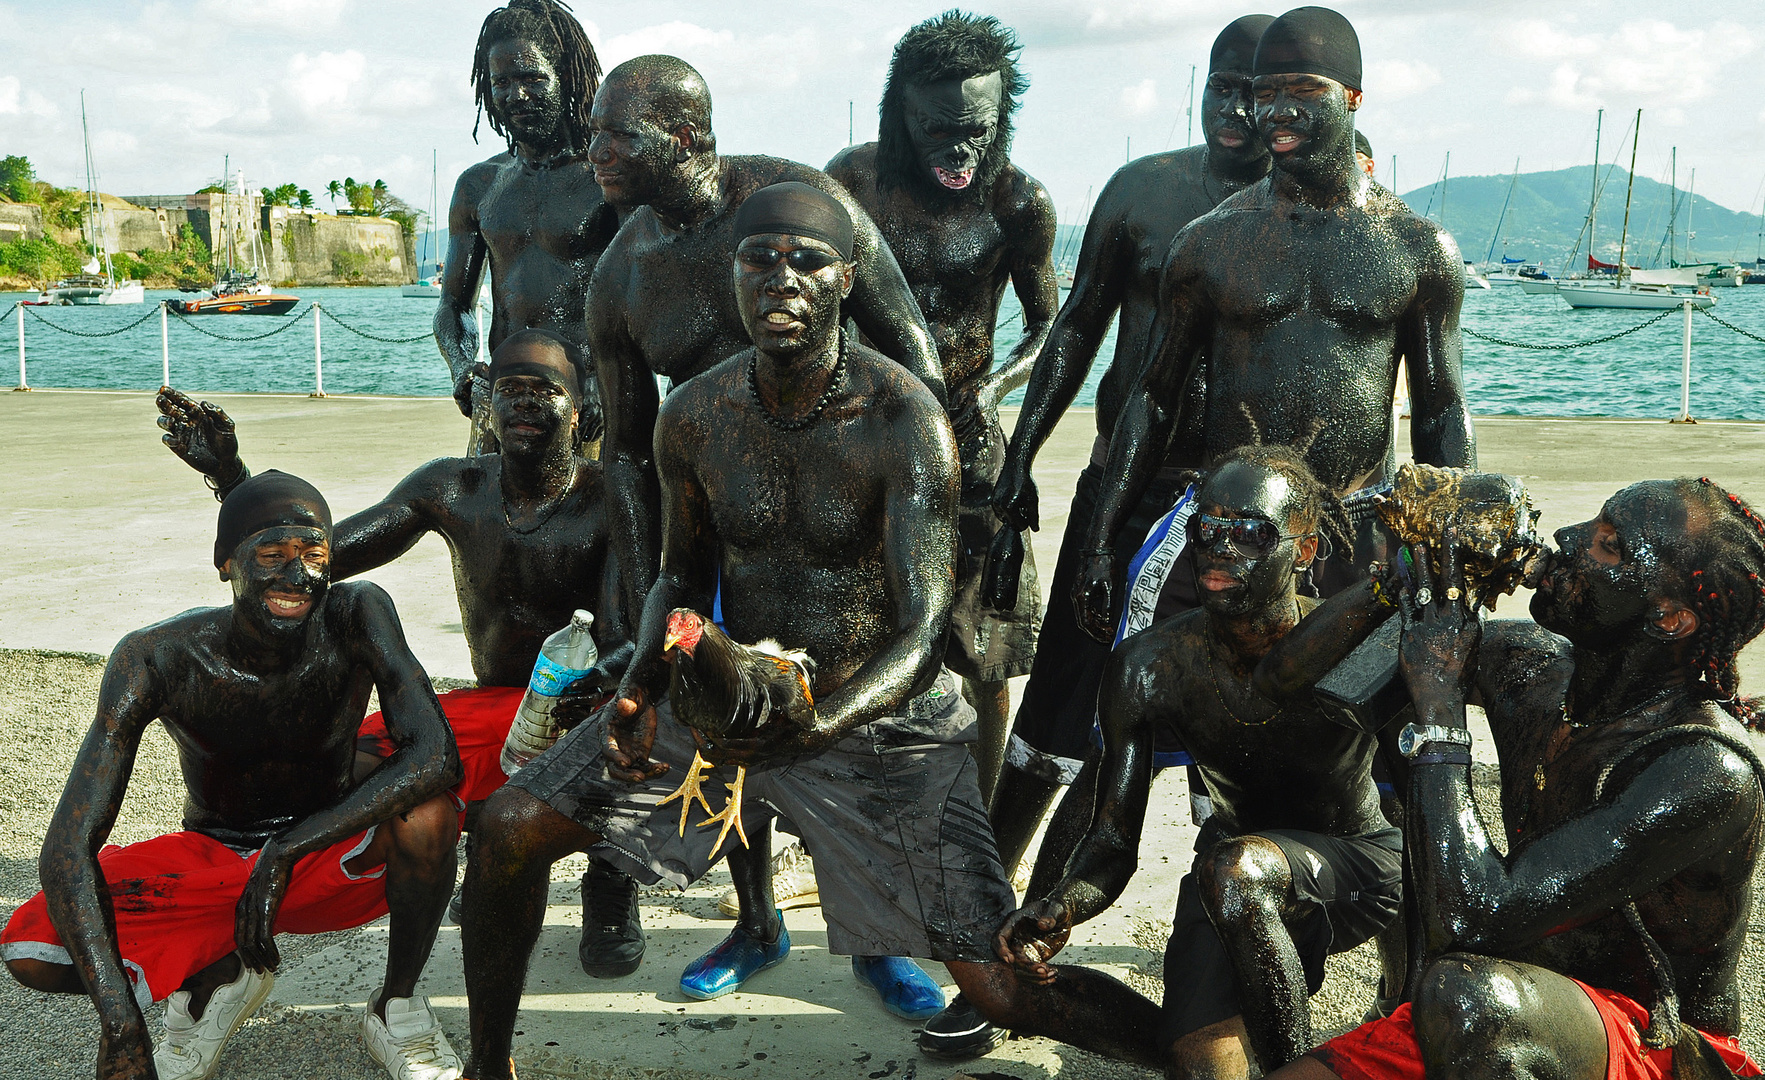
[1376,463,1543,609]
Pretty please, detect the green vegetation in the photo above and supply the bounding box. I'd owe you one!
[113,224,214,287]
[264,182,314,209]
[331,249,369,279]
[1,155,34,202]
[329,176,421,235]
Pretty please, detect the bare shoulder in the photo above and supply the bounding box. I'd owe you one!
[1480,619,1571,685]
[1108,609,1206,696]
[1373,188,1463,263]
[725,156,844,201]
[451,158,503,204]
[824,143,878,190]
[846,344,954,466]
[111,607,225,672]
[995,163,1056,231]
[657,354,741,435]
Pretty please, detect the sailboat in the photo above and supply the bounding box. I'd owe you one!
[1422,151,1488,289]
[1555,111,1715,311]
[169,161,299,315]
[39,93,144,306]
[403,150,443,298]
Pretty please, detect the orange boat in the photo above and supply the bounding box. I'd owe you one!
[169,272,299,316]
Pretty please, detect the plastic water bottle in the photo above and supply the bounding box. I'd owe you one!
[500,609,598,775]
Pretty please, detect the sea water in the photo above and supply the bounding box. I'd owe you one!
[3,285,1762,419]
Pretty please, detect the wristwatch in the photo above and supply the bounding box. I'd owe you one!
[1397,723,1472,759]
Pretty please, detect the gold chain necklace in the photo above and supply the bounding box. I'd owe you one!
[1205,612,1296,727]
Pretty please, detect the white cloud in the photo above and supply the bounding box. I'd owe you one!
[283,50,367,115]
[1119,78,1157,116]
[1365,60,1441,101]
[0,75,56,118]
[1500,18,1756,109]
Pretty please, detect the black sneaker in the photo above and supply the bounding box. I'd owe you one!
[915,993,1007,1060]
[446,887,464,926]
[579,861,645,978]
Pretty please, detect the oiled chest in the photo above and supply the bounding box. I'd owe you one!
[478,161,610,262]
[699,424,879,560]
[1203,210,1419,331]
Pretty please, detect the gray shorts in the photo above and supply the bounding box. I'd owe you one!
[508,670,1016,963]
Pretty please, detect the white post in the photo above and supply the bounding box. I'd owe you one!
[311,302,325,398]
[14,302,24,391]
[1673,300,1694,423]
[159,301,170,388]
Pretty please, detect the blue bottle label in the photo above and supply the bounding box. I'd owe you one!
[528,652,589,698]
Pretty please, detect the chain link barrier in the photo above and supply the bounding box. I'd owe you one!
[319,306,433,345]
[1695,306,1765,346]
[1461,307,1677,350]
[167,305,314,342]
[0,303,15,327]
[23,303,163,338]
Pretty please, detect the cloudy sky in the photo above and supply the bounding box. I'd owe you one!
[4,0,1763,232]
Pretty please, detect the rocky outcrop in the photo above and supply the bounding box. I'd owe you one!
[0,202,43,243]
[264,207,415,286]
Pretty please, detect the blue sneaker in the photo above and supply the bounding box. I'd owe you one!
[678,916,790,1000]
[852,955,946,1021]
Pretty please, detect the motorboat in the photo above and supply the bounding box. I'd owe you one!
[1462,262,1491,289]
[401,275,443,299]
[168,270,299,316]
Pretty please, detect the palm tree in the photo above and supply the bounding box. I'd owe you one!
[326,180,341,212]
[372,179,389,215]
[297,189,313,210]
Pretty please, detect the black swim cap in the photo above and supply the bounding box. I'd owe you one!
[215,470,332,570]
[489,327,584,402]
[732,182,854,262]
[1255,6,1361,92]
[1211,14,1275,75]
[1355,131,1372,158]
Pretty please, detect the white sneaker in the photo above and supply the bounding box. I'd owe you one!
[363,994,463,1080]
[153,962,275,1080]
[717,840,819,917]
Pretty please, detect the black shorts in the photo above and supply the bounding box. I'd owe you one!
[1003,460,1195,782]
[1160,824,1404,1047]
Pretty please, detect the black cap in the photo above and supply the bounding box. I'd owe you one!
[489,328,584,402]
[1211,15,1275,75]
[1355,131,1372,158]
[732,182,855,262]
[215,470,331,570]
[1254,6,1362,92]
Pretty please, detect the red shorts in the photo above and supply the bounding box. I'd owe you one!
[2,827,392,1007]
[357,685,523,808]
[1313,980,1760,1080]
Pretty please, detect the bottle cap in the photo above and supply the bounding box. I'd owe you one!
[572,609,595,629]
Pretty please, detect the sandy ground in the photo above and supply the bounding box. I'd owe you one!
[2,648,1760,1080]
[4,392,1765,1078]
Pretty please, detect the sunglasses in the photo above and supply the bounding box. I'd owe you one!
[1185,513,1311,555]
[734,247,844,274]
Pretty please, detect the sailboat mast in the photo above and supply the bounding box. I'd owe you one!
[1588,109,1602,262]
[1440,151,1449,230]
[1614,109,1640,281]
[1686,168,1695,263]
[1485,157,1520,266]
[1668,147,1676,265]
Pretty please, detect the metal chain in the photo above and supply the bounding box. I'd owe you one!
[23,303,162,338]
[169,306,313,341]
[1461,307,1677,350]
[320,307,433,344]
[1694,306,1765,345]
[0,304,14,327]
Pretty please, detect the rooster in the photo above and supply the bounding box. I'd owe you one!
[654,608,817,853]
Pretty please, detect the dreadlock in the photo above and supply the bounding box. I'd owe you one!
[877,10,1027,194]
[1210,440,1355,563]
[1680,478,1765,729]
[470,0,600,150]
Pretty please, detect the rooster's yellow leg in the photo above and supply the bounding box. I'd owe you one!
[699,765,749,853]
[655,751,716,837]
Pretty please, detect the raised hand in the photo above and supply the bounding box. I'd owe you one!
[1397,528,1481,710]
[453,363,488,418]
[235,842,293,974]
[994,899,1074,985]
[156,386,243,486]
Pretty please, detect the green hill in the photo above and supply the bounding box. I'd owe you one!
[1400,165,1765,270]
